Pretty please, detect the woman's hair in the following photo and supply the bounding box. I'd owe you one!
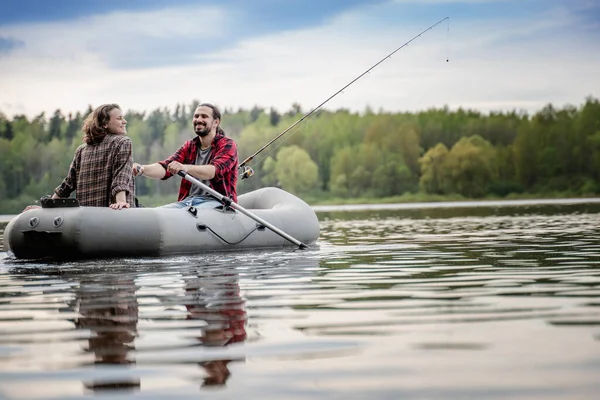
[81,103,121,145]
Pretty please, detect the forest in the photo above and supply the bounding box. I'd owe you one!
[1,96,599,214]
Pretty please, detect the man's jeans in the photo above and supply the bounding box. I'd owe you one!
[159,196,221,209]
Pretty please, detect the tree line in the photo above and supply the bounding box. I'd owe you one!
[1,96,599,214]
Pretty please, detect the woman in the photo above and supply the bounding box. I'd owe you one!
[39,104,135,210]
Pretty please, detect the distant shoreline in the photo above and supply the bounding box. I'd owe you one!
[2,197,600,223]
[311,197,600,212]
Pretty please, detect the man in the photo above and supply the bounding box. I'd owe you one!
[133,103,238,208]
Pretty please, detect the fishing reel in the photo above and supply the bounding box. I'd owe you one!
[240,166,254,180]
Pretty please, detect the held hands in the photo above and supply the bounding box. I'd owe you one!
[133,163,144,177]
[134,162,188,178]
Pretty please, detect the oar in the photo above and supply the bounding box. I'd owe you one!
[177,171,308,249]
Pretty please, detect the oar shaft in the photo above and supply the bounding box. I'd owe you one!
[177,171,308,249]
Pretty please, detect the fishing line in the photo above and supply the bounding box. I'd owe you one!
[239,16,450,180]
[241,109,325,179]
[446,17,450,62]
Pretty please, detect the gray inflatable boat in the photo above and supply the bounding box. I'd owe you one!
[3,187,320,260]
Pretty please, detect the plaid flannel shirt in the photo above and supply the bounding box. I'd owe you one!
[55,134,135,207]
[159,132,238,202]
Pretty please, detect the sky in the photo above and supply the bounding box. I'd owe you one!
[0,0,599,119]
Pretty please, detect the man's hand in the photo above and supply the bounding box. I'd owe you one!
[133,163,144,177]
[167,161,188,175]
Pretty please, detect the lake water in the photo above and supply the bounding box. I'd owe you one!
[1,199,600,399]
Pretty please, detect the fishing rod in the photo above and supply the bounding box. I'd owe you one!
[239,16,449,180]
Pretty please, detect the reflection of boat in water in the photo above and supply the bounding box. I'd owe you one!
[3,187,320,260]
[0,254,320,395]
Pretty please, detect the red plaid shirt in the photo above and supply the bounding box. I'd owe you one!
[159,133,238,202]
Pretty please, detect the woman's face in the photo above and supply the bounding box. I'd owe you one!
[105,108,127,135]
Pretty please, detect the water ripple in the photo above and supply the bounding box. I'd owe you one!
[0,206,599,398]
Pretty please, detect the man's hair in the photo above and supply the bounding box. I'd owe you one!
[199,103,225,135]
[82,103,121,145]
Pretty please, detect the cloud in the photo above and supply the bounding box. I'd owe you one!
[0,1,386,69]
[0,0,598,119]
[0,5,230,69]
[0,36,25,55]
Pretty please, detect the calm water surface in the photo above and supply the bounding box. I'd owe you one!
[1,200,599,399]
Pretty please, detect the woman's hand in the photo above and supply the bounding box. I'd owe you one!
[109,201,130,210]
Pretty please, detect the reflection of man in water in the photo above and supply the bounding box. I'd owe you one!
[70,275,140,392]
[184,269,247,387]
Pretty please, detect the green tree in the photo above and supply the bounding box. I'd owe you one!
[0,113,13,140]
[269,107,280,126]
[260,156,279,187]
[250,106,263,122]
[1,96,600,214]
[444,135,497,197]
[419,143,449,195]
[589,131,600,182]
[65,112,82,144]
[373,156,412,197]
[274,146,319,194]
[48,109,65,141]
[329,146,355,197]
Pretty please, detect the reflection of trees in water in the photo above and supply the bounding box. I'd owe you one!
[68,268,247,392]
[70,275,140,392]
[183,269,247,387]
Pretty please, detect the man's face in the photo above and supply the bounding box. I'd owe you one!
[193,106,218,137]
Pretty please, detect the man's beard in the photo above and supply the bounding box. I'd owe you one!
[195,123,210,137]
